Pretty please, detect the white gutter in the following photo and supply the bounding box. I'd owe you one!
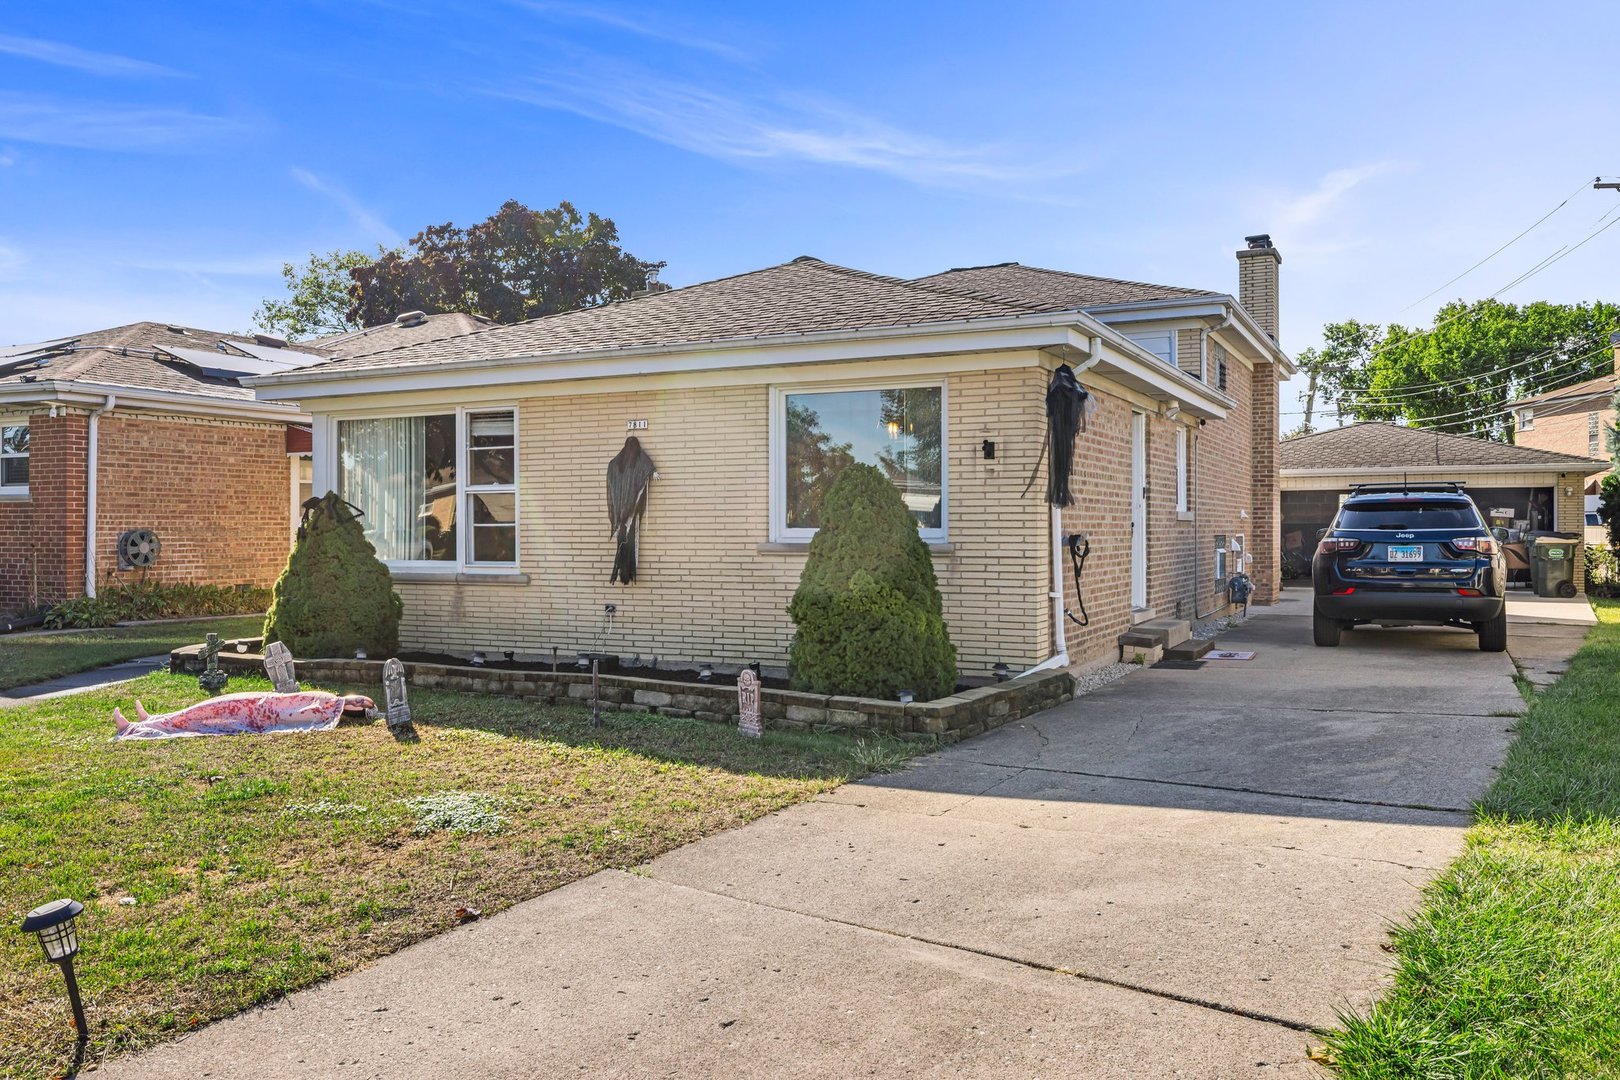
[1021,338,1104,677]
[1282,462,1608,477]
[84,393,115,597]
[1086,296,1295,376]
[0,380,308,424]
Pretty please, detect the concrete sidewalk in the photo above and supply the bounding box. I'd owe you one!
[103,593,1587,1078]
[0,654,168,707]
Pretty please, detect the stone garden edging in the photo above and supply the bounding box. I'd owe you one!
[170,647,1075,742]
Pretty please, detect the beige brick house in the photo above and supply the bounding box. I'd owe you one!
[1508,330,1619,493]
[251,239,1293,678]
[0,313,482,613]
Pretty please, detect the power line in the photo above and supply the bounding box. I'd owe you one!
[1280,342,1611,416]
[1395,178,1591,315]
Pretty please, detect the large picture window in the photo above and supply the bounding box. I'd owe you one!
[776,384,944,541]
[336,408,517,567]
[0,424,27,494]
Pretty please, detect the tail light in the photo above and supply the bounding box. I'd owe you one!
[1318,537,1362,554]
[1450,536,1499,555]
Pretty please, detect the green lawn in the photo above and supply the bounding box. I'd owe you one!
[1324,598,1620,1077]
[0,673,920,1078]
[0,616,265,691]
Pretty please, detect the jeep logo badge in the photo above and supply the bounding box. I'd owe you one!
[1396,532,1415,539]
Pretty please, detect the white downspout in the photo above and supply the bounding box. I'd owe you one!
[84,394,115,597]
[1021,337,1104,677]
[1200,313,1233,384]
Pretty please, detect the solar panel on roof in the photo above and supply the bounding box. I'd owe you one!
[225,341,330,368]
[158,346,295,379]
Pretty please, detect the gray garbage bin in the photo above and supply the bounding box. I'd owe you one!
[1530,536,1577,598]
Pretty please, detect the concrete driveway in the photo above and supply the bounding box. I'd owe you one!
[105,591,1576,1079]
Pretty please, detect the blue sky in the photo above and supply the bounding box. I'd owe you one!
[1,1,1617,424]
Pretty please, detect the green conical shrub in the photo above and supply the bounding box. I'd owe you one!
[788,463,956,701]
[264,491,402,658]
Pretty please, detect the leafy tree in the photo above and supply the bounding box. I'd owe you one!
[1312,300,1620,441]
[347,199,663,327]
[1600,472,1620,548]
[787,464,956,701]
[254,250,377,340]
[264,493,402,658]
[1290,320,1383,435]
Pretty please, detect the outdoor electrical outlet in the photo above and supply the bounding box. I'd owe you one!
[604,604,617,614]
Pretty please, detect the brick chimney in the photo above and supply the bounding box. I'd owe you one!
[1237,234,1281,341]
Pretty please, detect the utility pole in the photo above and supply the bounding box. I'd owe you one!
[1597,177,1620,190]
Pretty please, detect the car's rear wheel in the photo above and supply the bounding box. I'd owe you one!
[1477,609,1508,652]
[1313,606,1342,647]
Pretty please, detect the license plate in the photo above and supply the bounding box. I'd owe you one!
[1388,544,1423,562]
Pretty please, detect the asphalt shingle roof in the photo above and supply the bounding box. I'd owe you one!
[1510,370,1619,410]
[911,262,1219,310]
[310,312,496,358]
[275,258,1037,376]
[1280,422,1608,471]
[0,322,322,403]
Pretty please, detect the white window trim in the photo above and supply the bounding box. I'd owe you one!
[769,378,948,544]
[1519,407,1534,432]
[0,421,28,497]
[464,409,518,568]
[1174,426,1189,514]
[322,404,519,573]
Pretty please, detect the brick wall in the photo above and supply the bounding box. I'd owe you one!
[0,412,87,611]
[392,368,1052,678]
[1248,361,1282,602]
[1520,404,1608,476]
[0,409,292,612]
[93,414,291,592]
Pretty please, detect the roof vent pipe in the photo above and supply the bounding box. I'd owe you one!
[394,311,428,327]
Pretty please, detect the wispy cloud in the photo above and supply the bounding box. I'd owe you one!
[291,168,403,247]
[491,64,1042,187]
[512,2,755,63]
[0,93,244,151]
[0,33,182,78]
[1273,162,1401,231]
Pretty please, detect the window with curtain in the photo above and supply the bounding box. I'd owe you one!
[466,411,516,564]
[337,414,457,561]
[0,424,28,494]
[781,385,943,538]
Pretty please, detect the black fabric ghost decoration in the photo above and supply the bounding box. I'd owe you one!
[606,436,656,584]
[1021,364,1092,507]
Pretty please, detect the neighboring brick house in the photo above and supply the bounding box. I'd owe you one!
[249,239,1292,677]
[1508,330,1620,493]
[1280,422,1606,592]
[0,312,486,613]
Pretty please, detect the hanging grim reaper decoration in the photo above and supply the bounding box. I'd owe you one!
[1022,364,1096,507]
[606,436,656,584]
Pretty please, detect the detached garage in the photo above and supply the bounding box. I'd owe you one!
[1280,422,1607,592]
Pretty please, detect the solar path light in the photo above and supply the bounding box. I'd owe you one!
[20,898,89,1043]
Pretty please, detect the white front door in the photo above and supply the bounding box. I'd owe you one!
[1130,412,1148,610]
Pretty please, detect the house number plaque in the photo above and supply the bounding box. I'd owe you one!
[626,419,648,430]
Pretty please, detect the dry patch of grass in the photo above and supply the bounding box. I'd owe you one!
[0,672,923,1078]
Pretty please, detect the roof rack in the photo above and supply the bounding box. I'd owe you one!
[1346,481,1466,494]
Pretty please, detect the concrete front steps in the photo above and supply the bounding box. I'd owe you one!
[1117,617,1211,663]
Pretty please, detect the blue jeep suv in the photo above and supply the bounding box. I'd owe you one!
[1312,483,1508,651]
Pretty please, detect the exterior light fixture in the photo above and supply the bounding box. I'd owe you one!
[698,664,713,682]
[992,662,1011,682]
[898,689,915,705]
[21,898,88,1043]
[471,651,486,666]
[354,648,367,661]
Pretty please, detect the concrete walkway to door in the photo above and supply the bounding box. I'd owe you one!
[104,592,1585,1079]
